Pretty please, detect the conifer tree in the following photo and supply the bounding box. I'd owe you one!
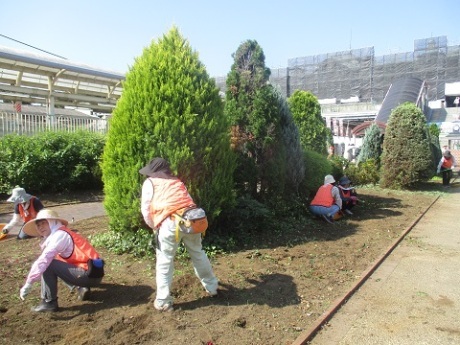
[102,27,236,233]
[278,89,305,194]
[288,90,332,154]
[428,123,442,168]
[380,103,434,189]
[357,122,382,164]
[225,40,304,200]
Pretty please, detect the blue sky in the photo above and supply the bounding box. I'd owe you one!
[1,0,459,77]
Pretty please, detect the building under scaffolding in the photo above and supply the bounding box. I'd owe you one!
[267,36,459,103]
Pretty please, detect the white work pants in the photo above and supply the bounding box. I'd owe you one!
[155,217,218,307]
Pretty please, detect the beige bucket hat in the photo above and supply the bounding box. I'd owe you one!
[324,175,336,185]
[7,187,32,204]
[23,209,68,237]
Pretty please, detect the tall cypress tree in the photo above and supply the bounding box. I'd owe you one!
[225,40,303,200]
[101,27,236,233]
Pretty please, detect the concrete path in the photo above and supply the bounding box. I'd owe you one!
[0,202,106,236]
[307,187,460,344]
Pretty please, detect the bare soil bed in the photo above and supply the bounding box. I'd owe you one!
[0,186,443,345]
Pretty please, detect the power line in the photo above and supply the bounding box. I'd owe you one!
[0,33,67,60]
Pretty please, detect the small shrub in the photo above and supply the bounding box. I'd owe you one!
[302,149,333,196]
[345,159,380,185]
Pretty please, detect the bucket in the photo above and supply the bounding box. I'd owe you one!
[0,223,7,240]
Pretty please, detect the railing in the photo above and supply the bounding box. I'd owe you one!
[321,102,380,114]
[0,112,109,136]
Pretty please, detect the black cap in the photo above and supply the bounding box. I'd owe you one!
[339,176,351,185]
[139,158,171,177]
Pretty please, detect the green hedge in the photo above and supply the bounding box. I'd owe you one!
[302,149,334,197]
[0,131,105,194]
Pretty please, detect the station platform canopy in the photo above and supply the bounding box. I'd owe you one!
[0,45,125,114]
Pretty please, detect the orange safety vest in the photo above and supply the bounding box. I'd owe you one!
[18,197,40,223]
[442,157,453,169]
[339,188,351,199]
[310,184,334,207]
[55,226,101,271]
[148,177,196,228]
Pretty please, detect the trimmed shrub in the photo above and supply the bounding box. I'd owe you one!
[380,103,434,189]
[288,90,332,155]
[0,131,105,193]
[302,149,333,197]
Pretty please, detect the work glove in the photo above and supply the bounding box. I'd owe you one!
[20,282,32,300]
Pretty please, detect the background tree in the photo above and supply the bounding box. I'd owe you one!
[225,40,304,201]
[276,87,305,195]
[428,123,442,168]
[288,90,332,154]
[356,122,383,164]
[380,102,434,189]
[101,27,236,235]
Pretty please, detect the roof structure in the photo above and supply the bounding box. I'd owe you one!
[0,45,125,114]
[375,77,425,124]
[351,77,426,137]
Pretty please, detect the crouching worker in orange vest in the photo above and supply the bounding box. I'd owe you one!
[309,175,342,224]
[338,176,359,215]
[19,209,104,312]
[140,157,218,312]
[2,186,44,239]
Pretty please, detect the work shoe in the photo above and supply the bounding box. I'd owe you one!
[321,214,334,224]
[344,209,353,215]
[206,289,218,297]
[32,299,58,313]
[77,287,90,301]
[154,300,173,312]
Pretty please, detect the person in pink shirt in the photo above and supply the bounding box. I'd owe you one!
[19,209,105,312]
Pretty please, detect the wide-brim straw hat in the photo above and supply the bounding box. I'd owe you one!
[324,174,336,185]
[7,187,32,203]
[23,209,68,237]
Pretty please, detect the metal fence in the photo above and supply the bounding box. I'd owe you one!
[0,112,109,136]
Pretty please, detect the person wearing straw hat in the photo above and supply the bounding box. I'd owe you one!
[437,150,457,188]
[309,174,342,224]
[140,157,218,312]
[19,209,105,312]
[1,186,44,239]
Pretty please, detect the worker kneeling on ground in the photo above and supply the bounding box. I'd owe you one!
[338,176,360,215]
[309,175,342,224]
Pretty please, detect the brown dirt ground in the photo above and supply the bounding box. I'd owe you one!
[0,184,447,345]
